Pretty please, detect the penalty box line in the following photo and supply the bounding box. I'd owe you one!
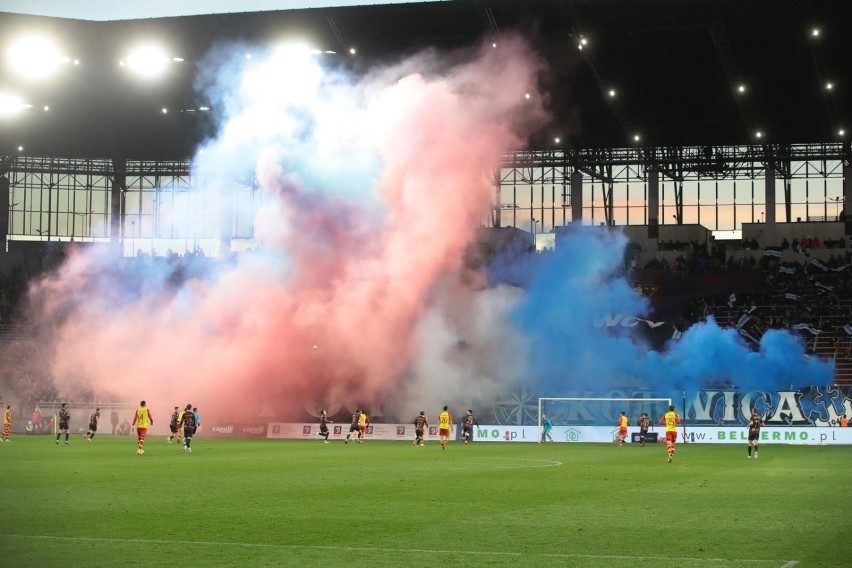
[3,534,793,565]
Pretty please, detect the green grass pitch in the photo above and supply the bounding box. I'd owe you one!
[1,436,850,567]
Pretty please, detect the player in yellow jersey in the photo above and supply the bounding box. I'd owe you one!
[2,405,12,442]
[131,400,154,455]
[616,411,629,447]
[659,405,680,463]
[438,406,452,450]
[357,411,369,443]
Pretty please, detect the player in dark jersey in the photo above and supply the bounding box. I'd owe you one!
[413,411,428,447]
[84,408,100,441]
[178,404,197,453]
[56,403,71,445]
[316,409,332,443]
[461,409,479,445]
[747,408,763,459]
[345,410,360,444]
[167,406,180,443]
[637,413,651,447]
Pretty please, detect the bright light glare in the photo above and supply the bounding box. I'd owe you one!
[0,92,28,117]
[737,84,746,93]
[633,134,641,142]
[825,82,834,90]
[811,28,820,37]
[349,47,357,55]
[554,137,561,144]
[608,89,616,97]
[6,35,65,80]
[124,44,170,79]
[755,131,763,139]
[839,129,846,137]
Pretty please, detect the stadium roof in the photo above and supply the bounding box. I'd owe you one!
[1,0,849,159]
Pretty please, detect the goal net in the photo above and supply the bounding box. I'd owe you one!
[537,397,672,443]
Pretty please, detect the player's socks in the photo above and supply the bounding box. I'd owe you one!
[65,433,70,442]
[748,446,752,457]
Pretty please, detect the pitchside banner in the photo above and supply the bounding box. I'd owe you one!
[474,425,852,445]
[207,423,268,438]
[266,422,454,441]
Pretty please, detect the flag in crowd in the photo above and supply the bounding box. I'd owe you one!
[793,323,822,335]
[843,324,852,336]
[763,249,781,259]
[779,266,796,275]
[784,292,799,301]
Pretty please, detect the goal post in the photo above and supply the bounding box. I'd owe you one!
[537,397,672,443]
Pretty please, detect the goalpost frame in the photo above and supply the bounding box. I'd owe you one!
[537,397,673,440]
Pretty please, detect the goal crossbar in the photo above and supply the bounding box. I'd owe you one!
[537,397,672,428]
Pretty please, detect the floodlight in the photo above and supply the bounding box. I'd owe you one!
[492,43,497,48]
[737,84,746,93]
[0,92,28,117]
[349,47,357,55]
[554,137,561,144]
[199,106,210,111]
[811,28,820,37]
[43,105,49,111]
[6,35,68,80]
[161,107,168,114]
[839,129,846,137]
[524,93,531,99]
[122,44,171,79]
[608,89,616,97]
[17,146,23,152]
[580,38,588,46]
[755,131,763,139]
[633,134,641,142]
[825,82,834,90]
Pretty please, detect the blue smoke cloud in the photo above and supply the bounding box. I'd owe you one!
[503,226,834,397]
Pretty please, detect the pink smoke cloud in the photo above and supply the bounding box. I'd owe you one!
[27,35,548,425]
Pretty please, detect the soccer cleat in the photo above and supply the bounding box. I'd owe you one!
[188,447,192,453]
[324,440,329,444]
[56,440,59,445]
[667,455,672,463]
[87,438,92,442]
[65,441,69,445]
[183,446,187,452]
[747,455,752,458]
[754,453,758,459]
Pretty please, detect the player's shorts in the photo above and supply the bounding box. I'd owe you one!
[639,428,648,435]
[748,431,760,442]
[665,431,677,443]
[169,424,178,433]
[183,427,197,438]
[439,428,450,437]
[415,428,424,438]
[349,424,359,432]
[462,426,472,437]
[618,427,628,436]
[88,423,97,431]
[136,427,148,440]
[59,421,70,430]
[319,424,329,434]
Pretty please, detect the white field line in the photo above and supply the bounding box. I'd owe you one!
[1,534,793,565]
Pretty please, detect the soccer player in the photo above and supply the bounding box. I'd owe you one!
[345,409,360,444]
[438,406,452,450]
[84,408,100,441]
[178,404,197,452]
[413,411,428,446]
[56,402,71,445]
[193,407,201,434]
[616,411,629,447]
[747,408,763,459]
[540,414,554,444]
[167,406,180,443]
[317,409,332,443]
[357,410,369,443]
[132,400,154,455]
[637,413,651,447]
[2,405,11,442]
[461,409,479,445]
[660,405,680,463]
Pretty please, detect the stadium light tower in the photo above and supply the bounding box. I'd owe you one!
[0,91,29,118]
[120,44,180,79]
[6,35,73,81]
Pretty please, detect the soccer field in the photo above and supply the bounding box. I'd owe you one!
[1,436,850,567]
